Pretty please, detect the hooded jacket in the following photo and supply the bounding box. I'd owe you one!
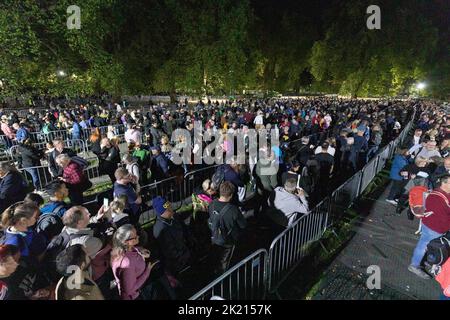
[269,187,309,226]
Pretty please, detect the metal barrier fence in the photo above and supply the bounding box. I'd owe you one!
[139,176,185,224]
[183,164,221,202]
[137,164,221,224]
[189,249,268,300]
[327,171,362,229]
[189,107,419,300]
[7,139,88,161]
[359,156,380,194]
[18,155,101,191]
[267,199,329,296]
[0,124,127,149]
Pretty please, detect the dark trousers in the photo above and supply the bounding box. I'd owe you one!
[137,264,177,300]
[387,179,407,201]
[68,187,84,205]
[213,244,235,275]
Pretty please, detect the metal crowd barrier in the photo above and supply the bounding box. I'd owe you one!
[18,165,54,191]
[139,176,185,224]
[327,171,362,229]
[359,156,380,194]
[7,139,88,161]
[189,107,418,300]
[189,249,269,300]
[18,155,101,191]
[183,164,221,201]
[267,201,328,296]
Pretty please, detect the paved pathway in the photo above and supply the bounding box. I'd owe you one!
[313,184,442,300]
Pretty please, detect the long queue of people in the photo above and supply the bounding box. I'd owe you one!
[382,104,450,299]
[0,97,445,300]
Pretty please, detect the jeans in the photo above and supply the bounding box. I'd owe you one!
[387,179,407,201]
[24,167,40,190]
[411,223,443,267]
[440,294,450,300]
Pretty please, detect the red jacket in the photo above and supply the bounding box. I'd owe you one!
[63,161,85,185]
[423,188,450,233]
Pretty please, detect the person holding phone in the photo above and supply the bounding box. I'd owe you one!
[111,224,175,300]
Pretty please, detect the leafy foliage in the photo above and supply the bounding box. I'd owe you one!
[0,0,447,99]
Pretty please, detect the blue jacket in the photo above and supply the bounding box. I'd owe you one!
[154,154,169,175]
[352,136,368,153]
[390,155,410,180]
[40,201,68,218]
[72,122,81,139]
[224,165,244,188]
[0,171,28,212]
[15,127,29,143]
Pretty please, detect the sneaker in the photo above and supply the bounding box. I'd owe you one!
[408,265,431,279]
[386,199,398,206]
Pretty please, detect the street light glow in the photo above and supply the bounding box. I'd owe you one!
[417,82,426,90]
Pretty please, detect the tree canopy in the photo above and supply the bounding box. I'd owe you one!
[0,0,448,100]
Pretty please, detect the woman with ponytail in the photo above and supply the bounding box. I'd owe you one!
[1,202,46,264]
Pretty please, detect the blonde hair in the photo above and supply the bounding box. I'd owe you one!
[55,154,71,166]
[415,156,428,167]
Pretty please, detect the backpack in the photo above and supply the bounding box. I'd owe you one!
[426,231,450,276]
[211,165,226,189]
[208,203,232,246]
[71,155,89,169]
[43,230,84,283]
[36,204,66,242]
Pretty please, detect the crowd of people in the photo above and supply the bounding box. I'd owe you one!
[0,96,448,300]
[382,103,450,299]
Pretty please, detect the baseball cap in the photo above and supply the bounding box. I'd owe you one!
[152,196,171,216]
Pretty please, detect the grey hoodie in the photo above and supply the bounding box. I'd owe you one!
[270,187,309,226]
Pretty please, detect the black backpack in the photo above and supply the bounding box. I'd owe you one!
[211,165,226,189]
[208,203,232,246]
[43,230,84,283]
[426,231,450,276]
[36,204,66,242]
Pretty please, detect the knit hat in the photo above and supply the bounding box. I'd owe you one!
[153,196,171,216]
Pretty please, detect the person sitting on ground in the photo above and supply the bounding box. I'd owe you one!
[267,178,309,228]
[37,182,70,243]
[55,244,104,300]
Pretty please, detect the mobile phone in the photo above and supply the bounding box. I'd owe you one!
[103,198,109,208]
